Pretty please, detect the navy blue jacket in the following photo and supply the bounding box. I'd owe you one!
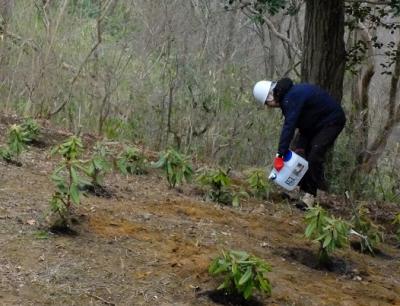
[278,84,346,155]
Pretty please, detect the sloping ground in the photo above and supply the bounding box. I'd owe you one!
[0,120,399,306]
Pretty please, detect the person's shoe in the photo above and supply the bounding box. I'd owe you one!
[295,193,315,211]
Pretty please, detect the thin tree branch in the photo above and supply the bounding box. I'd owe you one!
[49,0,114,117]
[243,6,302,57]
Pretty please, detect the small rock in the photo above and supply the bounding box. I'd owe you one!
[142,213,152,221]
[26,219,36,225]
[260,242,270,248]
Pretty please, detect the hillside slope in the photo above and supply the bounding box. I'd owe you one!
[0,119,399,306]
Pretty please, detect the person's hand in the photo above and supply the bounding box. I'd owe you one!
[274,154,284,172]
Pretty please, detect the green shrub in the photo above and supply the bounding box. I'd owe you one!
[0,119,41,163]
[351,205,384,254]
[103,118,134,140]
[197,168,247,207]
[7,124,28,157]
[49,136,90,226]
[20,118,40,142]
[0,124,27,163]
[305,205,349,265]
[86,142,112,186]
[392,213,400,243]
[209,250,272,300]
[117,146,147,175]
[0,146,13,163]
[153,148,193,188]
[246,169,271,199]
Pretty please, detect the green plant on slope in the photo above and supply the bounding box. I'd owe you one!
[20,118,40,142]
[305,205,349,265]
[153,148,193,188]
[0,120,41,163]
[7,124,29,156]
[86,142,112,186]
[117,146,147,175]
[0,124,27,163]
[351,205,384,254]
[0,146,13,163]
[209,250,272,300]
[392,213,400,244]
[197,168,248,207]
[49,136,89,226]
[246,169,271,199]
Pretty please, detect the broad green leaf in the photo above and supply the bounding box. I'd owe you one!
[243,281,254,299]
[152,155,166,168]
[208,258,219,274]
[305,221,317,238]
[232,195,240,207]
[70,184,80,205]
[230,250,249,259]
[70,166,79,184]
[257,273,271,294]
[322,233,333,248]
[232,262,238,275]
[239,267,252,285]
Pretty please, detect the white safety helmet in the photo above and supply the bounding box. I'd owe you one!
[253,80,275,105]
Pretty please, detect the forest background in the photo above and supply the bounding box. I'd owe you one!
[0,0,399,202]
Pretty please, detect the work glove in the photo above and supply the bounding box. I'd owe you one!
[274,154,284,172]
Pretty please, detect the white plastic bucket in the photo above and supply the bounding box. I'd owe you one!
[268,150,309,191]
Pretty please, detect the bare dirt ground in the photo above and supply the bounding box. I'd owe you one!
[0,117,399,306]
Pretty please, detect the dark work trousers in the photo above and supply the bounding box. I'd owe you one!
[294,123,345,196]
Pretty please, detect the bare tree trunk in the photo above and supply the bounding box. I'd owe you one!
[301,0,345,102]
[359,40,400,173]
[351,24,375,163]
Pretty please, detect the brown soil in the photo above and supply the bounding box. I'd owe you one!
[0,118,399,306]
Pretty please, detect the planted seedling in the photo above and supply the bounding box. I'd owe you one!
[392,213,400,244]
[49,136,90,228]
[153,148,193,188]
[197,168,248,207]
[8,124,28,155]
[351,205,384,254]
[116,146,148,175]
[0,124,28,165]
[86,142,112,186]
[0,119,41,164]
[209,250,272,300]
[20,118,40,143]
[246,169,271,199]
[305,205,349,265]
[0,147,13,163]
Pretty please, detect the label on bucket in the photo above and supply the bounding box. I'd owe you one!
[268,151,309,191]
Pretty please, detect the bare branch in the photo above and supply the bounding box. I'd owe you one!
[243,6,302,57]
[49,0,116,117]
